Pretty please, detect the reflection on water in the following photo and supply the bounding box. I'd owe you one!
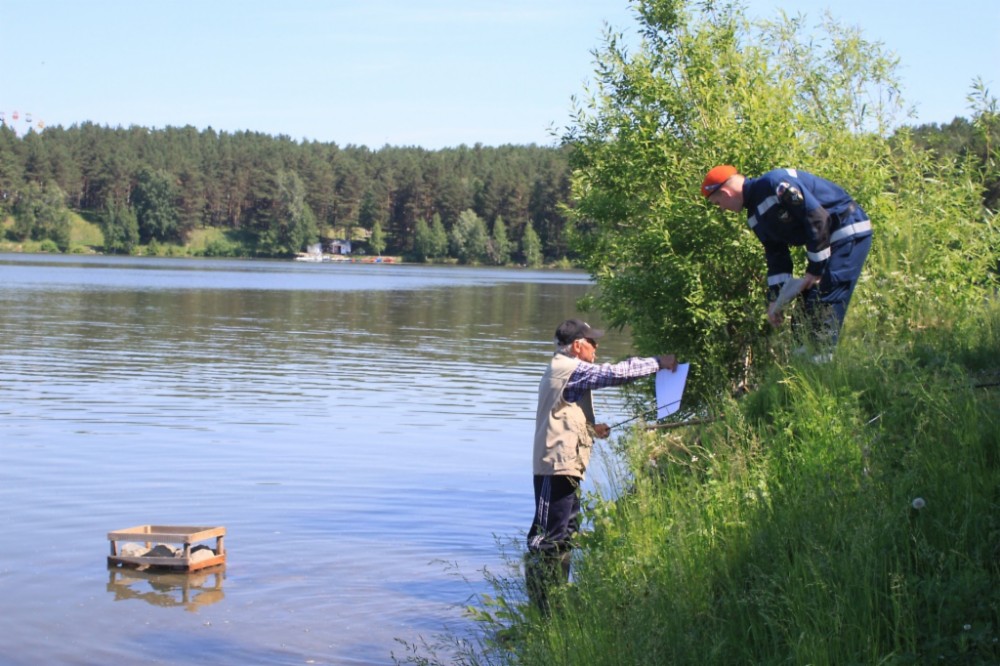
[0,255,638,666]
[107,567,226,611]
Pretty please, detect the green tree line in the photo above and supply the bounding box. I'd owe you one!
[1,106,993,265]
[0,123,574,264]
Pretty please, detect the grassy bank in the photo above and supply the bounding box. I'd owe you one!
[0,215,576,268]
[0,215,321,258]
[405,299,1000,665]
[0,211,102,254]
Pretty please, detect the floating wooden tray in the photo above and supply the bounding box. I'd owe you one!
[108,525,226,572]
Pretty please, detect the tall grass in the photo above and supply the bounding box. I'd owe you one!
[401,299,1000,665]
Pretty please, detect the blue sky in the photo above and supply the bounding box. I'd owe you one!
[1,0,997,149]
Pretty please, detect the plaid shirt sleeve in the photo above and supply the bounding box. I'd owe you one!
[563,356,660,403]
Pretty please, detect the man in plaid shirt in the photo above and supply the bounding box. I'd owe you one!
[526,318,677,614]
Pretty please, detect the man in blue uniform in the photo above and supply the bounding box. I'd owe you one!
[702,165,873,350]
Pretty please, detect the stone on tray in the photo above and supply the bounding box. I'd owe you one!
[146,544,181,558]
[189,545,217,563]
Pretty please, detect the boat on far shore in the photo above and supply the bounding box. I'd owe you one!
[294,252,398,264]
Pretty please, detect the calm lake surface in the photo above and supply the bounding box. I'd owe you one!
[0,254,638,666]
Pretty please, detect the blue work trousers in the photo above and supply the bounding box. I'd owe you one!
[800,233,872,347]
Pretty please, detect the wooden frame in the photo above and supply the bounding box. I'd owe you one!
[107,525,226,571]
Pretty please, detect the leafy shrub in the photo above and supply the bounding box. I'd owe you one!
[202,237,242,257]
[566,0,998,406]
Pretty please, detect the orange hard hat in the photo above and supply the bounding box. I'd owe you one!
[701,165,738,197]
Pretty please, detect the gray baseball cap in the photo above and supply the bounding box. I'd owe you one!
[555,319,605,345]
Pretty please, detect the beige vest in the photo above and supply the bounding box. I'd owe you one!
[533,353,596,478]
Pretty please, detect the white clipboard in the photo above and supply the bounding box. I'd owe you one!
[655,363,689,419]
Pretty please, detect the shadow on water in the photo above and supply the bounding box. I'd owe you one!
[106,566,227,611]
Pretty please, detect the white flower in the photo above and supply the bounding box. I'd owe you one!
[911,497,926,510]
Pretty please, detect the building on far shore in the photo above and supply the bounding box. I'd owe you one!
[328,239,351,255]
[295,239,353,262]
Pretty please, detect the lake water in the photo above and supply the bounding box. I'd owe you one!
[0,255,638,666]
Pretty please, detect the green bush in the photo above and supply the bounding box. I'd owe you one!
[202,237,242,258]
[565,0,997,405]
